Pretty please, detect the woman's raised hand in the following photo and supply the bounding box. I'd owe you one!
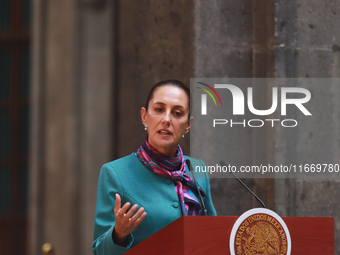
[112,193,147,246]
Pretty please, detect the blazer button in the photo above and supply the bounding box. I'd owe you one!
[165,179,172,185]
[172,202,179,208]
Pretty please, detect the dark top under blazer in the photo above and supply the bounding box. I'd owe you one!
[92,153,217,255]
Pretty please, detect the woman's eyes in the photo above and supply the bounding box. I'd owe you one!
[153,107,184,116]
[173,111,183,116]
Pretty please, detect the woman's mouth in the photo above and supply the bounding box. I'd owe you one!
[158,130,171,135]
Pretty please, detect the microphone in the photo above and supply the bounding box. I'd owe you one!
[185,159,208,216]
[220,161,266,208]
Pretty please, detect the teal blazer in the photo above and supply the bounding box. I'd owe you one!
[92,153,216,255]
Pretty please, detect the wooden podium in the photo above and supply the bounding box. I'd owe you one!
[125,216,334,255]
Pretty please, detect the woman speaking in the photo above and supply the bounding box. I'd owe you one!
[92,80,216,255]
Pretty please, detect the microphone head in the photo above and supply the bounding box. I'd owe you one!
[220,160,233,175]
[185,159,192,171]
[220,160,227,166]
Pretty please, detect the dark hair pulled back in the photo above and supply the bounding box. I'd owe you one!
[145,80,190,112]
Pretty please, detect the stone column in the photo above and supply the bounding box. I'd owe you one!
[194,0,277,214]
[29,0,115,254]
[115,0,195,157]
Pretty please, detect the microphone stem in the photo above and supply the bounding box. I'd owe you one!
[230,171,266,208]
[220,161,266,209]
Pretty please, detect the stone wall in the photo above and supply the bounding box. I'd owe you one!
[275,0,340,253]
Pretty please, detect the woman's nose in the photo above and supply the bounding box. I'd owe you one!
[162,111,171,124]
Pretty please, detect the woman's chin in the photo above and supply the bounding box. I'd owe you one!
[151,140,179,154]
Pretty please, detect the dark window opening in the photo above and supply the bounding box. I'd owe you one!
[0,0,31,254]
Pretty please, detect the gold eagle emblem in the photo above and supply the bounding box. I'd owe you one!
[241,222,280,255]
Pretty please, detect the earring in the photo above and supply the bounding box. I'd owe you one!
[182,133,185,138]
[144,125,148,131]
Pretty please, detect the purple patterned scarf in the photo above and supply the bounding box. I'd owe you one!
[136,138,205,216]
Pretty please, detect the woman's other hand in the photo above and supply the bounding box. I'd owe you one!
[112,193,147,246]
